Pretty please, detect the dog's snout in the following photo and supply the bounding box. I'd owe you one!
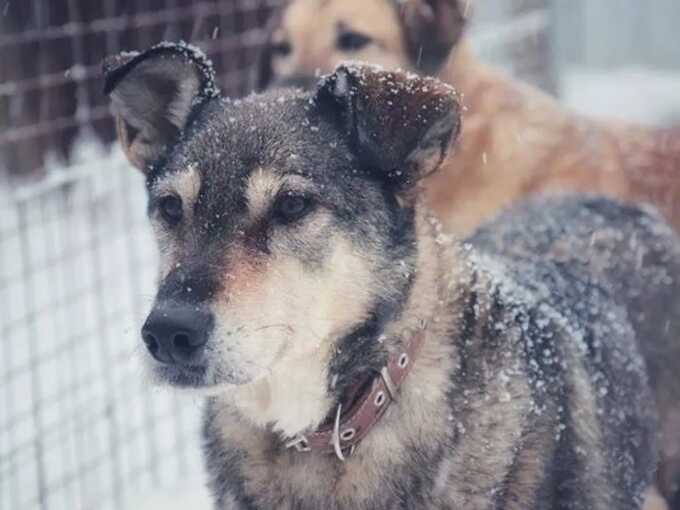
[141,304,213,365]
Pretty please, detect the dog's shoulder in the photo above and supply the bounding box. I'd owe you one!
[456,194,672,504]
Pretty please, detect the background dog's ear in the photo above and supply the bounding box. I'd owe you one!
[316,64,461,188]
[102,43,219,172]
[397,0,469,74]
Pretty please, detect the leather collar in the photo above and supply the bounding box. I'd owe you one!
[285,322,427,461]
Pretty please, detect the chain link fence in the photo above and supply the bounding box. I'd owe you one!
[0,1,552,508]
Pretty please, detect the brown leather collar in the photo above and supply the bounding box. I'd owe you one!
[285,323,427,460]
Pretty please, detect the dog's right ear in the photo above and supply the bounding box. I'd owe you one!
[315,64,461,189]
[102,43,219,172]
[398,0,469,74]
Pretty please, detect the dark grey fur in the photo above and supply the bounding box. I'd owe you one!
[103,44,680,510]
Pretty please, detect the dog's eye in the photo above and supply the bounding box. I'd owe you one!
[159,195,183,225]
[336,30,372,52]
[275,193,313,223]
[271,40,292,57]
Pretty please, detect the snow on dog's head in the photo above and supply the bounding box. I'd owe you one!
[103,43,460,432]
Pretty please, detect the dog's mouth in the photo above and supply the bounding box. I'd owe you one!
[152,362,209,388]
[150,357,257,389]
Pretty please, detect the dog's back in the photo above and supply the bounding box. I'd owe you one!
[470,194,680,506]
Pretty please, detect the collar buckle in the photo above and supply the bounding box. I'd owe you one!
[285,434,311,452]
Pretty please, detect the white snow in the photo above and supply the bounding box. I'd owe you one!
[137,478,212,510]
[561,66,680,126]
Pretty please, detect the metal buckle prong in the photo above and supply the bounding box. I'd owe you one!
[332,403,346,461]
[380,366,398,401]
[285,434,311,452]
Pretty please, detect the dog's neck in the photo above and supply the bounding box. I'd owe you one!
[226,201,464,442]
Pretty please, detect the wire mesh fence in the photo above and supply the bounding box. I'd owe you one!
[0,1,552,508]
[0,152,199,510]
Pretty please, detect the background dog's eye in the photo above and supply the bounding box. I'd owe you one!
[159,195,183,224]
[271,40,292,57]
[275,194,313,223]
[336,30,372,52]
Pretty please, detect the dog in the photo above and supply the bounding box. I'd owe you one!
[103,43,680,509]
[255,0,680,237]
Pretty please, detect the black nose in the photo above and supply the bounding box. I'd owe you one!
[141,303,213,365]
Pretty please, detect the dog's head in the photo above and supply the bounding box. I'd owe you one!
[256,0,469,90]
[104,43,460,394]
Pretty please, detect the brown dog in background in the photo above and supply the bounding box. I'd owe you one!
[254,1,680,508]
[255,0,680,237]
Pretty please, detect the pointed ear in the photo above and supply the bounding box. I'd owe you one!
[102,43,219,172]
[397,0,469,73]
[315,64,461,188]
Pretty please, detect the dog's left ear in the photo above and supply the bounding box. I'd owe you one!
[398,0,468,74]
[316,64,461,188]
[102,43,219,172]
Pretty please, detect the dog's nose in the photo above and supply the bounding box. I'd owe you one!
[141,304,212,365]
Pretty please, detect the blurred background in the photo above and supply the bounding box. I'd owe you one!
[1,1,679,509]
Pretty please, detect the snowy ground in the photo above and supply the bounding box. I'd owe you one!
[1,65,678,510]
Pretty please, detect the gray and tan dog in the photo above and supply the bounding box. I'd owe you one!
[103,43,680,509]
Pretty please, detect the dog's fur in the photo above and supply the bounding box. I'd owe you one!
[104,44,680,509]
[255,0,680,237]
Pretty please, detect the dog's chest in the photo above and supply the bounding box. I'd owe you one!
[204,400,459,510]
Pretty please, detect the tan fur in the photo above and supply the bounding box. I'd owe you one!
[558,312,610,509]
[644,487,670,510]
[269,0,680,236]
[432,46,680,234]
[220,240,374,437]
[150,165,201,279]
[273,0,407,80]
[152,164,202,207]
[210,207,472,505]
[210,170,378,436]
[246,168,285,220]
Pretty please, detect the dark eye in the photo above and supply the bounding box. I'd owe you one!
[336,30,372,52]
[275,193,313,223]
[271,40,292,57]
[159,195,183,225]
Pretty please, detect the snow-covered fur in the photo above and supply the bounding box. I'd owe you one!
[103,44,680,510]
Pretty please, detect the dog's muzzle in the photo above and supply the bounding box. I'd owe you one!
[141,302,213,366]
